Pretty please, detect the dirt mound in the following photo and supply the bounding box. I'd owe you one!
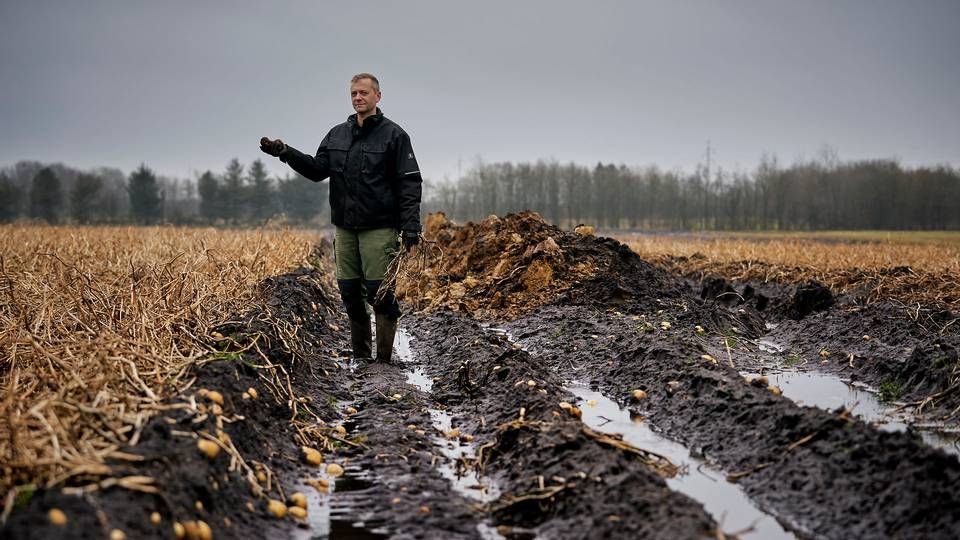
[398,212,685,319]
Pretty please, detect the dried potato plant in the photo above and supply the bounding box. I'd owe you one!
[617,233,960,311]
[0,225,321,495]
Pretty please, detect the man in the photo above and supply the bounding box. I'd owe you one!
[259,73,422,363]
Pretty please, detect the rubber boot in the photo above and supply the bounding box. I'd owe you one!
[375,314,398,363]
[349,316,373,360]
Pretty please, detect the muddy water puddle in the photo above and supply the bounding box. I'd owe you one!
[398,329,505,539]
[741,369,960,457]
[292,466,388,540]
[568,384,798,539]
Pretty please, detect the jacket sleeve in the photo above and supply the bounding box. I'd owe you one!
[279,133,331,182]
[393,131,422,232]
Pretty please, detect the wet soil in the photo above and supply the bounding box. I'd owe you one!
[5,212,959,539]
[404,313,719,539]
[505,305,960,539]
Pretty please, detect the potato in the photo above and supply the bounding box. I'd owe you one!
[48,508,68,526]
[301,446,323,466]
[197,439,220,459]
[267,499,287,518]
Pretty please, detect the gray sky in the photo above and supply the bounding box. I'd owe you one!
[1,1,958,183]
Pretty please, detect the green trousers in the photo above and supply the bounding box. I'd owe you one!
[334,227,401,320]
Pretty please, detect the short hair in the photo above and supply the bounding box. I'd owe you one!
[351,73,380,92]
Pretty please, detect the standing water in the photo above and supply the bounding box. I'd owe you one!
[568,384,800,539]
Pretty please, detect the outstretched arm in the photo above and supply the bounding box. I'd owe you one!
[260,135,331,182]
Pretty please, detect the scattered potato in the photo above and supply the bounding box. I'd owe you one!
[109,529,126,540]
[326,463,344,477]
[197,439,220,459]
[660,321,672,330]
[288,506,307,520]
[150,511,161,525]
[188,520,212,540]
[568,406,583,419]
[302,446,323,466]
[586,399,598,407]
[701,354,717,364]
[173,522,186,539]
[267,499,287,518]
[48,508,67,526]
[695,325,706,335]
[345,406,358,415]
[526,380,537,387]
[863,335,871,341]
[419,505,430,514]
[768,385,783,396]
[306,478,330,493]
[334,425,347,435]
[819,349,830,357]
[445,428,460,439]
[205,390,224,405]
[289,492,307,509]
[631,389,648,401]
[558,401,573,410]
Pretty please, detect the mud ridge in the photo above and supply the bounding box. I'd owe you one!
[504,304,960,540]
[405,312,721,540]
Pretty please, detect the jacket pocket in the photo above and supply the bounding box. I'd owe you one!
[328,142,350,173]
[361,143,388,176]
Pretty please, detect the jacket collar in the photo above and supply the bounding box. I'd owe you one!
[348,108,384,127]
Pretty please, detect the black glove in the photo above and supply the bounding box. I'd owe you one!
[402,230,420,252]
[259,137,286,157]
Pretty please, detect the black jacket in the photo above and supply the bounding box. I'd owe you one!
[280,109,422,231]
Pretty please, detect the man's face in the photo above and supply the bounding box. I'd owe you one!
[351,78,381,115]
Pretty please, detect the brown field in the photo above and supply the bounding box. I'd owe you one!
[0,225,322,495]
[616,232,960,311]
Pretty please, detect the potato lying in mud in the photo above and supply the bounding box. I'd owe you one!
[197,439,220,459]
[301,446,323,466]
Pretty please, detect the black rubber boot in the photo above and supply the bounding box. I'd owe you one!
[339,278,372,360]
[375,314,398,363]
[349,316,373,360]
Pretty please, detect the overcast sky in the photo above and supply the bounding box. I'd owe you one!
[1,1,958,183]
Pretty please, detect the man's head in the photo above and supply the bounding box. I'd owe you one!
[350,73,381,117]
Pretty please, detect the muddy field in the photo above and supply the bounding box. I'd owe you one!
[3,214,959,539]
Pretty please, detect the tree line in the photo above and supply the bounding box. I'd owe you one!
[424,156,960,230]
[0,159,328,226]
[3,155,958,230]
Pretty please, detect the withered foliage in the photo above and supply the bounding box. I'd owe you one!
[0,225,321,495]
[619,234,960,312]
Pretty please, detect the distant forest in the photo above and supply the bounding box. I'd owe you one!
[0,159,328,226]
[1,156,958,230]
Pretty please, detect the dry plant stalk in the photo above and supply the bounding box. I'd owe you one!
[617,234,960,312]
[0,225,321,495]
[377,235,444,312]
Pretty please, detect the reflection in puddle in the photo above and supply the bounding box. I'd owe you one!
[757,338,785,354]
[568,384,798,539]
[741,370,960,457]
[292,466,389,540]
[397,329,505,539]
